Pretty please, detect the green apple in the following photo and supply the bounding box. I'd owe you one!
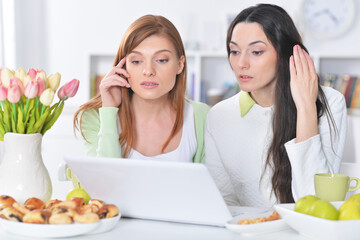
[339,202,360,220]
[346,193,360,202]
[339,198,360,212]
[66,188,91,204]
[309,199,339,220]
[294,195,320,215]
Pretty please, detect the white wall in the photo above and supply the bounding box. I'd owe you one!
[4,0,360,198]
[11,0,360,105]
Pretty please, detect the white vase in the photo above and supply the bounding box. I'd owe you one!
[0,133,52,204]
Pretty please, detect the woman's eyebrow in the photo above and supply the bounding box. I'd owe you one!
[129,49,172,55]
[229,40,267,46]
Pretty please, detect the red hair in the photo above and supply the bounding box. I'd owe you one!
[74,15,187,157]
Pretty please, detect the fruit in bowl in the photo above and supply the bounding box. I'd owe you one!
[294,195,339,220]
[308,199,339,220]
[294,193,360,221]
[338,193,360,220]
[294,195,320,215]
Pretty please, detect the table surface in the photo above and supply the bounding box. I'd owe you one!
[0,217,310,240]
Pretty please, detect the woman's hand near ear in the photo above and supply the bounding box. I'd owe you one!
[289,45,319,142]
[99,57,131,108]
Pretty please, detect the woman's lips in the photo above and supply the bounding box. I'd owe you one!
[140,81,159,89]
[238,74,253,82]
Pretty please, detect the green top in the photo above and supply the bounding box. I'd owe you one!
[67,99,209,187]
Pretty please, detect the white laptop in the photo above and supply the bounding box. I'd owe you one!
[63,156,232,227]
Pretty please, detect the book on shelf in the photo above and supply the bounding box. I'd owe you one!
[90,74,105,98]
[344,76,354,108]
[350,77,360,109]
[324,74,360,109]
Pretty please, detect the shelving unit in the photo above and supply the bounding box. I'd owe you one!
[314,55,360,163]
[186,50,236,103]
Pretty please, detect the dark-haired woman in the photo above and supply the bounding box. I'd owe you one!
[205,4,347,207]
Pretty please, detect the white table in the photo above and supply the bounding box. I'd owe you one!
[0,217,310,240]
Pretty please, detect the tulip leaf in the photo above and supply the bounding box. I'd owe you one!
[3,101,11,132]
[41,100,64,135]
[17,107,25,134]
[0,112,5,139]
[26,109,36,134]
[31,107,50,133]
[24,98,35,125]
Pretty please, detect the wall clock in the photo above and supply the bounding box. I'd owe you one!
[302,0,357,39]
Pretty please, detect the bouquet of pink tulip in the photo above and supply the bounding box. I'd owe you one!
[0,67,80,140]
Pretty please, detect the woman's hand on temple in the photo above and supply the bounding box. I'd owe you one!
[99,57,131,107]
[289,45,318,111]
[290,45,319,142]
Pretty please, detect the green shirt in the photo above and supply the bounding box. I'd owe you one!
[67,99,209,187]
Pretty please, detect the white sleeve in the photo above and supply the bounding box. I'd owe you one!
[285,90,347,201]
[205,115,239,206]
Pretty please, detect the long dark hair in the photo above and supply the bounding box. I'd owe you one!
[226,4,336,203]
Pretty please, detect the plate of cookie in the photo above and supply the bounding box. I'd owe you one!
[225,209,289,235]
[0,195,121,238]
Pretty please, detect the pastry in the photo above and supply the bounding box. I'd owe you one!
[12,202,31,215]
[88,199,104,209]
[23,209,51,224]
[49,213,73,224]
[0,195,16,206]
[74,212,99,223]
[98,204,120,219]
[0,207,24,222]
[51,200,77,210]
[24,197,45,210]
[77,204,99,215]
[0,205,8,213]
[70,197,84,208]
[51,206,76,217]
[45,199,62,210]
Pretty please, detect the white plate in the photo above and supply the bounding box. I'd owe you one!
[88,214,121,235]
[0,214,121,238]
[225,210,289,235]
[275,202,360,240]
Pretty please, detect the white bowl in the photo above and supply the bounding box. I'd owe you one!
[275,201,360,240]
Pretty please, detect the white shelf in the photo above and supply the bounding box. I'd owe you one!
[186,50,236,103]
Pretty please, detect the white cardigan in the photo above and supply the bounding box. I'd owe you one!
[205,86,347,208]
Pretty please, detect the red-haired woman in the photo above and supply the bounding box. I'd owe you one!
[74,15,208,165]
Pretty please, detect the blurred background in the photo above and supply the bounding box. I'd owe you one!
[0,0,359,198]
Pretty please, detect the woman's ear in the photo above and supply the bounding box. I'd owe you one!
[177,55,185,74]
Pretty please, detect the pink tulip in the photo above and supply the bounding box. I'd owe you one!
[0,85,7,101]
[10,77,24,94]
[7,86,21,103]
[57,85,65,99]
[27,68,37,80]
[24,81,38,99]
[37,77,46,97]
[63,79,80,98]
